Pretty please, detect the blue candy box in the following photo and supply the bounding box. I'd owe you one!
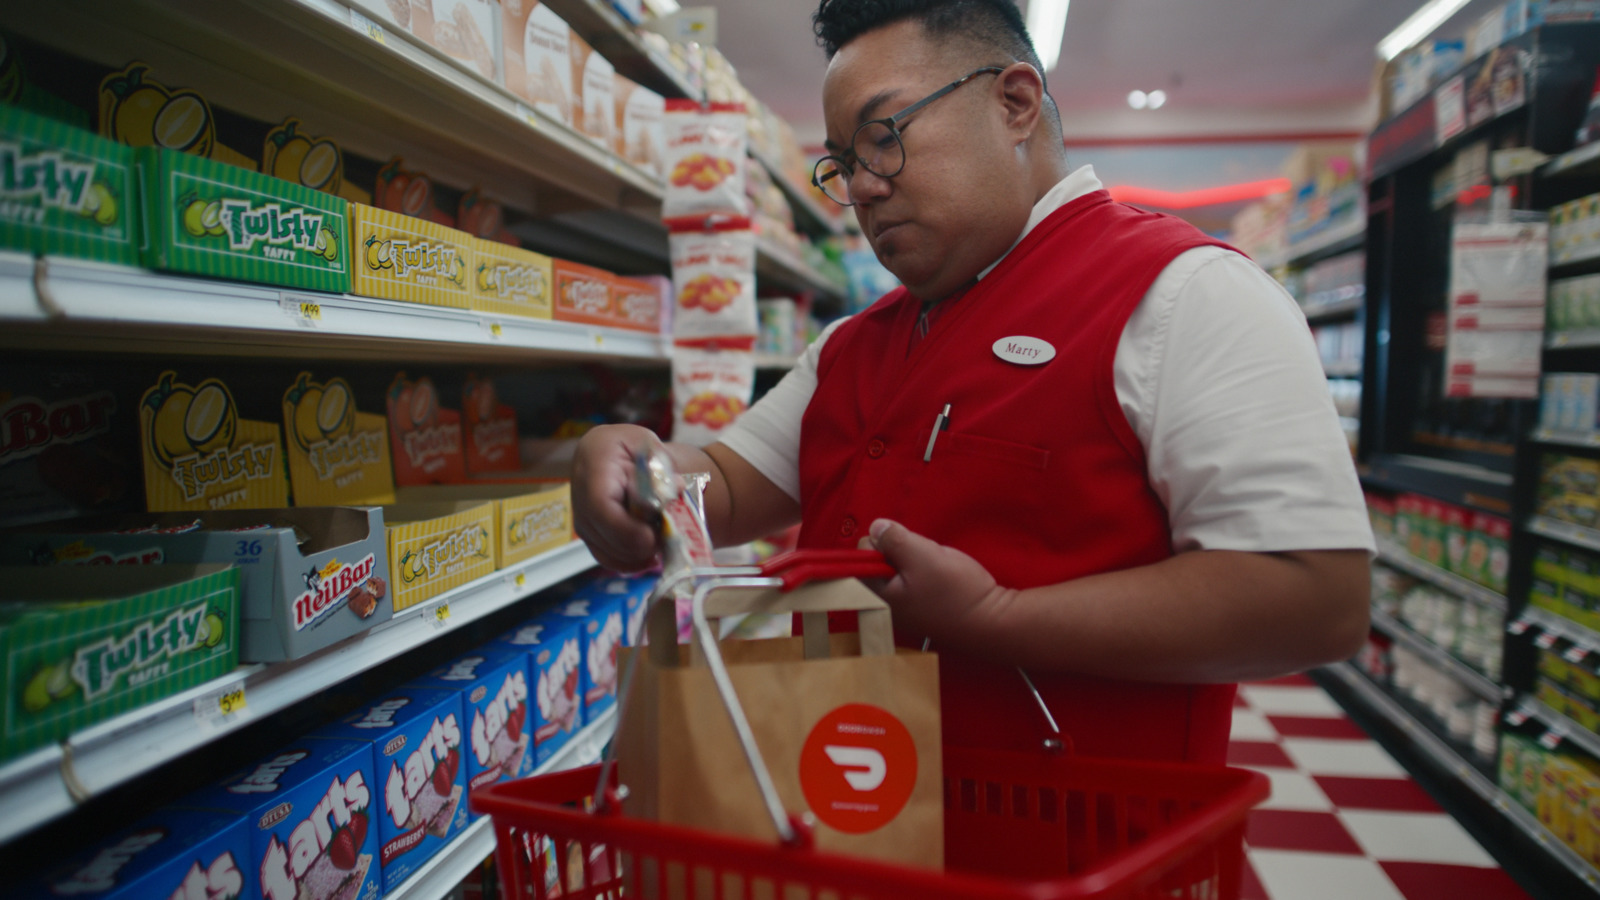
[25,807,250,900]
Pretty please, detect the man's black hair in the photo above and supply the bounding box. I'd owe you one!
[813,0,1045,87]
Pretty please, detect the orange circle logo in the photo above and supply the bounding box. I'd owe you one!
[798,704,917,834]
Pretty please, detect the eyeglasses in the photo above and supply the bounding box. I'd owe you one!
[812,66,1006,207]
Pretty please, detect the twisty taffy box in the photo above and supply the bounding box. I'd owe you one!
[179,739,378,900]
[408,647,533,800]
[611,274,665,333]
[491,611,582,765]
[502,0,574,125]
[551,257,615,327]
[0,103,140,265]
[22,807,249,900]
[137,147,350,293]
[386,373,466,486]
[384,500,497,612]
[140,370,289,513]
[471,238,553,319]
[461,374,520,475]
[311,689,468,891]
[348,203,472,308]
[283,372,396,507]
[554,595,623,724]
[396,481,572,568]
[0,564,240,762]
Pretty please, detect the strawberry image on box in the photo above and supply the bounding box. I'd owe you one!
[22,808,249,900]
[492,611,583,765]
[309,689,467,891]
[177,739,378,900]
[408,647,533,811]
[554,594,624,723]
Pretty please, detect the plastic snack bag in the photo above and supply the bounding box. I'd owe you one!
[662,100,747,218]
[671,345,753,447]
[667,217,758,342]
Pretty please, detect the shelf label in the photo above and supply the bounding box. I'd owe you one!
[1508,617,1532,636]
[515,572,527,590]
[1566,645,1591,664]
[1434,74,1466,145]
[482,319,504,340]
[515,103,540,130]
[427,600,451,631]
[1539,726,1566,751]
[350,9,386,43]
[1536,630,1560,650]
[280,295,322,328]
[194,678,249,730]
[1505,708,1530,727]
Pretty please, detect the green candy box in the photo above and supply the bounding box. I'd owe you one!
[0,103,140,264]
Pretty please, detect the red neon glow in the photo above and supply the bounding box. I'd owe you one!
[1107,178,1292,209]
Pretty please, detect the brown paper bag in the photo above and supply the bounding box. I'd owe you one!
[614,577,943,868]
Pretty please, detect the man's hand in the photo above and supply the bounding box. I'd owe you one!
[864,519,1015,647]
[571,424,664,572]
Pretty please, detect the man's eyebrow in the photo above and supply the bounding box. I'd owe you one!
[857,88,902,124]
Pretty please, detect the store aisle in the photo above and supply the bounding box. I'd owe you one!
[1232,674,1530,900]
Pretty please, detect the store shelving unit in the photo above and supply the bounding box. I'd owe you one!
[0,541,597,845]
[1549,330,1600,350]
[754,352,801,370]
[540,0,700,100]
[1545,141,1600,181]
[1374,539,1509,613]
[751,146,844,240]
[1302,292,1365,324]
[1369,609,1505,702]
[1256,215,1367,272]
[1531,429,1600,448]
[1519,605,1600,651]
[1528,515,1600,554]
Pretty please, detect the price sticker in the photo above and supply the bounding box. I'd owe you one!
[1508,618,1532,636]
[516,103,540,130]
[350,9,386,43]
[280,295,322,328]
[1536,630,1560,650]
[1566,645,1591,664]
[1540,726,1566,751]
[427,600,451,631]
[483,320,504,340]
[194,678,249,729]
[592,332,604,348]
[1505,709,1529,727]
[515,572,527,590]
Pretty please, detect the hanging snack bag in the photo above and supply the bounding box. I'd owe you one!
[662,100,747,218]
[671,346,753,446]
[668,217,758,342]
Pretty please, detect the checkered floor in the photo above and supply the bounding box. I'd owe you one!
[1232,675,1531,900]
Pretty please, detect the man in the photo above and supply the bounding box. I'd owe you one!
[573,0,1373,763]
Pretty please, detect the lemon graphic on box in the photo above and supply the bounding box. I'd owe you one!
[363,234,393,271]
[21,660,75,713]
[97,63,215,157]
[284,372,357,453]
[79,182,120,227]
[141,371,239,468]
[262,118,344,195]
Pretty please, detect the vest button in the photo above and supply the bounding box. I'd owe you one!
[867,439,886,458]
[840,515,857,537]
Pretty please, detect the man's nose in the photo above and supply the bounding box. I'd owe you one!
[849,164,893,206]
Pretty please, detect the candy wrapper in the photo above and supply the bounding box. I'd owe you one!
[667,217,758,342]
[671,345,753,447]
[662,100,747,218]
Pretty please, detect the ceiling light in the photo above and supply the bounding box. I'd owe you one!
[1377,0,1473,61]
[1128,90,1148,110]
[1027,0,1070,72]
[644,0,681,14]
[1147,90,1167,109]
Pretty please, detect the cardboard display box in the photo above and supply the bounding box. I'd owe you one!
[553,594,623,725]
[0,367,139,528]
[491,610,583,766]
[387,373,467,486]
[281,371,397,507]
[384,500,497,612]
[349,202,474,308]
[408,647,534,808]
[501,0,574,126]
[551,257,615,327]
[21,807,250,900]
[461,375,521,476]
[138,370,290,513]
[396,480,571,569]
[0,103,141,265]
[471,237,554,319]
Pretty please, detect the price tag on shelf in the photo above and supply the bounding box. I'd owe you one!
[482,319,504,341]
[515,572,527,591]
[591,331,604,349]
[426,600,451,631]
[280,295,322,328]
[1539,724,1567,751]
[1536,630,1560,650]
[1565,645,1590,664]
[1505,708,1530,727]
[193,678,249,730]
[1508,617,1532,636]
[515,102,540,130]
[350,9,386,43]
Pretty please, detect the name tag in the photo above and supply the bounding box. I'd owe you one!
[992,336,1055,366]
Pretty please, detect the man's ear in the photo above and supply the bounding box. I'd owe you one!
[997,62,1046,141]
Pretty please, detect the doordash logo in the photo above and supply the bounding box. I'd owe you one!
[798,704,917,834]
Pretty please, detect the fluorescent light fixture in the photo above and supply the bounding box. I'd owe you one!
[1377,0,1473,61]
[644,0,681,14]
[1147,90,1167,109]
[1027,0,1070,72]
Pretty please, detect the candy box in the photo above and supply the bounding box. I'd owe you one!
[21,807,249,900]
[420,0,500,82]
[179,739,378,900]
[409,647,533,800]
[0,102,140,265]
[569,33,615,149]
[0,367,138,528]
[554,593,624,723]
[348,202,473,308]
[492,610,583,765]
[470,238,553,320]
[281,372,396,508]
[386,373,467,487]
[0,506,390,663]
[501,0,574,125]
[310,688,468,890]
[577,573,656,646]
[136,147,350,293]
[611,274,665,334]
[139,370,290,513]
[383,500,497,612]
[396,480,572,568]
[613,75,664,178]
[461,375,520,476]
[551,257,614,327]
[0,564,240,762]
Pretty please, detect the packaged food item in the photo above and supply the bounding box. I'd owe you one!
[576,573,656,646]
[671,346,754,446]
[178,739,380,900]
[501,0,573,125]
[462,374,521,475]
[0,103,140,265]
[1442,503,1470,574]
[21,807,249,900]
[282,372,397,507]
[553,594,624,724]
[662,100,747,218]
[348,202,473,308]
[383,500,497,611]
[97,62,255,169]
[139,371,290,513]
[611,274,666,333]
[387,373,467,486]
[471,238,553,319]
[408,647,534,797]
[373,157,455,227]
[551,257,614,327]
[260,117,371,205]
[0,368,137,528]
[137,146,351,293]
[1483,514,1511,593]
[421,0,500,81]
[668,217,758,341]
[0,564,240,761]
[569,34,615,148]
[310,688,468,889]
[492,610,583,765]
[613,75,664,178]
[0,507,390,663]
[396,480,572,568]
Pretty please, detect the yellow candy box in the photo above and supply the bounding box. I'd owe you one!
[281,371,396,507]
[349,203,473,308]
[384,500,498,611]
[396,480,573,568]
[139,370,289,512]
[471,237,554,319]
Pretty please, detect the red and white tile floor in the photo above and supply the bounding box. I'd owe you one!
[1232,674,1531,900]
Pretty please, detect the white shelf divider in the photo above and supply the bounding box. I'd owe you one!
[1368,609,1504,703]
[0,541,597,845]
[1374,538,1508,613]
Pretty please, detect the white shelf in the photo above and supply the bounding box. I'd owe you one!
[755,238,848,303]
[1544,141,1600,180]
[1323,360,1363,378]
[1368,609,1504,703]
[1518,606,1600,655]
[1554,244,1600,270]
[1256,217,1366,271]
[0,541,597,845]
[1519,697,1600,769]
[1302,293,1364,322]
[0,253,671,364]
[1529,516,1600,554]
[542,0,701,100]
[1325,663,1600,893]
[1532,429,1600,448]
[754,352,800,370]
[1374,539,1508,613]
[1548,330,1600,350]
[751,146,843,240]
[385,706,617,900]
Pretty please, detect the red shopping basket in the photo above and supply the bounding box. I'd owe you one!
[471,744,1268,900]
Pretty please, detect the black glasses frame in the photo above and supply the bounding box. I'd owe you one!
[812,66,1007,207]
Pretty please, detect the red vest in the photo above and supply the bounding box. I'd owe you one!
[798,190,1239,763]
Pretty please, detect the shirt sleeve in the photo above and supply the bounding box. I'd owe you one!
[1115,247,1375,554]
[715,317,850,502]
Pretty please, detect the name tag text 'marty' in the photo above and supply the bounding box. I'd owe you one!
[992,335,1056,366]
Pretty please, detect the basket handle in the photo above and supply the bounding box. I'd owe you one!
[756,549,895,591]
[646,574,896,667]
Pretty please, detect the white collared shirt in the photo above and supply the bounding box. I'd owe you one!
[719,165,1375,555]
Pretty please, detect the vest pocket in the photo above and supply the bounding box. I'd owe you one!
[943,431,1051,471]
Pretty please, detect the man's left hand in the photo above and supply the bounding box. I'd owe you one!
[863,519,1016,645]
